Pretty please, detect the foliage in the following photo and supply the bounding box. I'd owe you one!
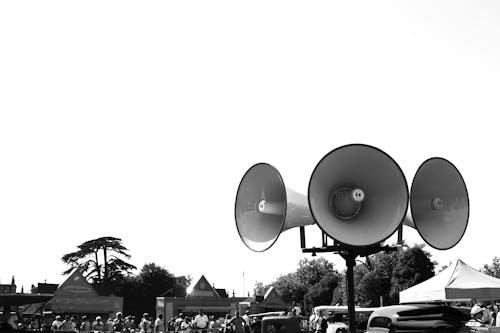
[117,263,191,317]
[61,236,136,286]
[264,258,340,311]
[482,257,500,278]
[353,244,435,306]
[254,282,266,296]
[304,272,340,309]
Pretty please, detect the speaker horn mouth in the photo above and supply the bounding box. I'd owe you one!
[329,187,364,220]
[410,157,469,250]
[235,163,287,252]
[308,144,409,247]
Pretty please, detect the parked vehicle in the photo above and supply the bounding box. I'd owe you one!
[366,304,472,333]
[261,315,308,333]
[313,305,378,333]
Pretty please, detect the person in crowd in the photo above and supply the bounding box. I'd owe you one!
[250,317,261,333]
[469,304,490,329]
[210,316,222,333]
[229,312,246,333]
[60,315,74,331]
[114,312,126,332]
[154,314,165,333]
[174,314,185,333]
[140,313,152,333]
[309,309,319,333]
[208,316,215,330]
[481,303,493,326]
[180,316,191,333]
[80,315,91,332]
[223,314,233,333]
[168,317,176,333]
[495,304,500,327]
[106,317,115,332]
[130,316,138,331]
[315,312,327,333]
[488,305,497,326]
[93,316,105,332]
[193,309,210,332]
[71,317,78,331]
[51,315,63,332]
[241,312,250,333]
[124,316,133,333]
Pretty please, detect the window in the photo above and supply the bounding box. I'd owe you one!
[369,317,392,329]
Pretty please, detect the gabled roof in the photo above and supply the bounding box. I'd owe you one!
[263,287,286,305]
[54,269,98,297]
[186,275,220,298]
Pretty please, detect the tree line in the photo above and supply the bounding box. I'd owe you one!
[254,243,436,313]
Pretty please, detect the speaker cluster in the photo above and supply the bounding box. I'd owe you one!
[235,144,469,252]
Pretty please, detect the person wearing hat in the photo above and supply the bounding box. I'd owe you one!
[174,314,184,333]
[114,312,126,332]
[469,304,489,329]
[92,316,105,332]
[140,313,151,333]
[51,315,62,332]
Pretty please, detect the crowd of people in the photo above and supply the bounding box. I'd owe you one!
[167,310,256,333]
[45,312,166,333]
[26,309,259,333]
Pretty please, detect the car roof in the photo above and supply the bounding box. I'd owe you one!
[369,305,424,317]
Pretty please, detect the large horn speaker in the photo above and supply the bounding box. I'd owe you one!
[235,163,315,252]
[308,144,409,247]
[405,157,469,250]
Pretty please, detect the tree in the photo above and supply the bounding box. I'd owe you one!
[351,244,435,306]
[270,258,340,310]
[304,272,340,309]
[482,257,500,278]
[254,282,266,296]
[120,263,191,317]
[61,236,136,286]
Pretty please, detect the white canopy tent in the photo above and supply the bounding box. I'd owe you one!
[400,259,500,304]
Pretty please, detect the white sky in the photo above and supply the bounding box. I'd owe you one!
[0,1,499,298]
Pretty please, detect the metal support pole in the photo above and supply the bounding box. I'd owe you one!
[300,227,306,249]
[345,252,357,333]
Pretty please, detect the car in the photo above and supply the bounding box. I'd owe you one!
[261,315,309,333]
[366,304,473,333]
[313,305,377,333]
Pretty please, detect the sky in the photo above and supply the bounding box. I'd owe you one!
[0,1,499,299]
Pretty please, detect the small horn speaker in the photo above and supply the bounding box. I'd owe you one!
[408,157,469,250]
[235,163,315,252]
[308,144,409,247]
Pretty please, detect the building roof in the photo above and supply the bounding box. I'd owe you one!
[186,275,220,298]
[0,294,53,306]
[37,283,59,294]
[54,269,98,297]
